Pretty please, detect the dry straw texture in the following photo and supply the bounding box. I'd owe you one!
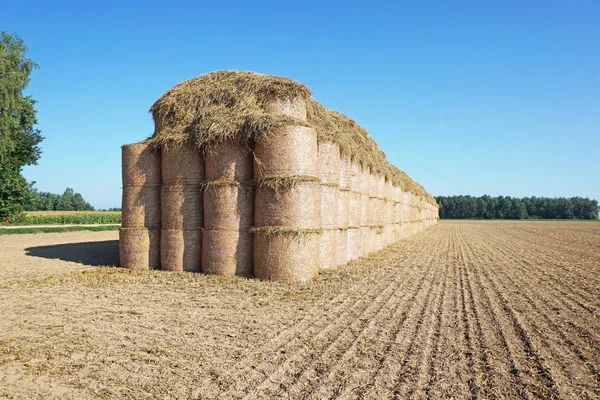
[255,182,321,229]
[121,185,161,228]
[319,229,338,270]
[360,194,370,226]
[119,228,160,270]
[318,141,341,184]
[162,143,204,185]
[161,185,203,229]
[122,142,161,186]
[253,232,319,282]
[160,229,202,272]
[202,230,253,277]
[337,190,349,229]
[205,140,253,182]
[149,70,435,204]
[336,229,348,267]
[203,184,253,230]
[320,185,339,229]
[347,228,361,261]
[348,192,361,228]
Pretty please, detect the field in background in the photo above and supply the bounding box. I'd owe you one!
[2,211,121,226]
[0,221,598,398]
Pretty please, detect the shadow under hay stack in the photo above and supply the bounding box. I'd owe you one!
[119,70,439,281]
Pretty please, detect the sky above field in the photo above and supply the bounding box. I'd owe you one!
[3,0,599,209]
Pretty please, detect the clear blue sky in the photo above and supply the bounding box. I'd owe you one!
[3,0,599,209]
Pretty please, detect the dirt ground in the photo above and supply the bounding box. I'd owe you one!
[0,221,598,399]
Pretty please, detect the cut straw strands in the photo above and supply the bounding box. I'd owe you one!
[253,125,318,180]
[121,185,161,228]
[161,185,203,229]
[253,230,319,283]
[205,140,253,182]
[263,96,308,120]
[255,181,321,229]
[319,229,338,270]
[202,230,253,277]
[204,183,253,230]
[161,142,204,185]
[122,142,161,186]
[160,229,202,272]
[119,228,160,270]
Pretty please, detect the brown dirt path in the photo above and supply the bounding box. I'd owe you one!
[0,221,598,399]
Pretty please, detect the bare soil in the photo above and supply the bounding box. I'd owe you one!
[0,221,598,399]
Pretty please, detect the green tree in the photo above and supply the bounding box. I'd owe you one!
[0,32,43,219]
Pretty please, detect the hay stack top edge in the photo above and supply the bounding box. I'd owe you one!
[148,70,436,205]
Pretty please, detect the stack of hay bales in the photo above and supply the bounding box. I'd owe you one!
[253,97,321,282]
[120,142,161,269]
[120,70,438,282]
[203,142,254,276]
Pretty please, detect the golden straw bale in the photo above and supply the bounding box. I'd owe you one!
[347,228,361,261]
[255,181,321,229]
[336,228,348,267]
[339,157,352,190]
[121,185,161,228]
[119,228,160,270]
[202,230,253,277]
[319,229,338,270]
[160,229,202,272]
[204,184,253,230]
[161,185,203,229]
[321,184,339,229]
[348,192,361,228]
[254,231,319,282]
[162,142,204,185]
[122,142,161,186]
[338,189,350,228]
[318,141,341,184]
[205,140,253,182]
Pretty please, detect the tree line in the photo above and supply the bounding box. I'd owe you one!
[435,195,599,220]
[25,187,94,211]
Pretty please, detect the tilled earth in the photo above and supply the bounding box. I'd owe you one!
[0,221,598,399]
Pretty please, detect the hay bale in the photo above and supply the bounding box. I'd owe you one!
[377,175,386,199]
[368,173,378,198]
[254,125,318,179]
[263,96,307,120]
[394,202,402,224]
[336,229,348,266]
[350,161,362,192]
[204,184,253,230]
[338,190,349,229]
[369,227,379,253]
[202,230,253,276]
[160,229,202,272]
[360,166,371,194]
[162,142,204,185]
[318,141,340,184]
[339,157,351,190]
[119,228,160,270]
[161,185,203,229]
[319,229,338,270]
[254,232,319,282]
[360,194,369,227]
[347,228,361,261]
[121,185,161,228]
[348,191,361,228]
[205,140,253,182]
[122,142,161,186]
[374,229,384,252]
[359,226,370,257]
[255,182,320,229]
[320,184,339,229]
[384,200,394,225]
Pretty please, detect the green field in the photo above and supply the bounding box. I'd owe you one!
[1,211,122,226]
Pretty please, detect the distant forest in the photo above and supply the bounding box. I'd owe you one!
[435,195,599,220]
[25,187,94,211]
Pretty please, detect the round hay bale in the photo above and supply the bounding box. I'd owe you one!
[202,230,253,276]
[368,173,378,198]
[350,161,362,192]
[394,202,402,224]
[338,190,349,229]
[360,166,370,195]
[385,180,393,201]
[160,229,202,272]
[384,200,394,225]
[254,232,319,282]
[347,228,360,261]
[204,184,253,230]
[368,227,379,254]
[122,142,161,186]
[339,157,352,190]
[205,141,253,182]
[320,184,339,229]
[254,125,318,179]
[119,228,160,270]
[263,96,307,120]
[318,141,340,184]
[336,229,348,266]
[121,185,161,228]
[255,181,320,229]
[319,229,338,270]
[360,194,369,227]
[360,226,370,257]
[374,228,384,252]
[161,185,203,229]
[162,142,204,185]
[377,175,386,199]
[348,192,361,228]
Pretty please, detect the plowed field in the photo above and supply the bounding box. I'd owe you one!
[1,221,599,399]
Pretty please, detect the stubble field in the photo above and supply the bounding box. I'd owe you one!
[0,220,598,399]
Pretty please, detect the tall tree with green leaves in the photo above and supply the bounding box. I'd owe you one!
[0,31,43,219]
